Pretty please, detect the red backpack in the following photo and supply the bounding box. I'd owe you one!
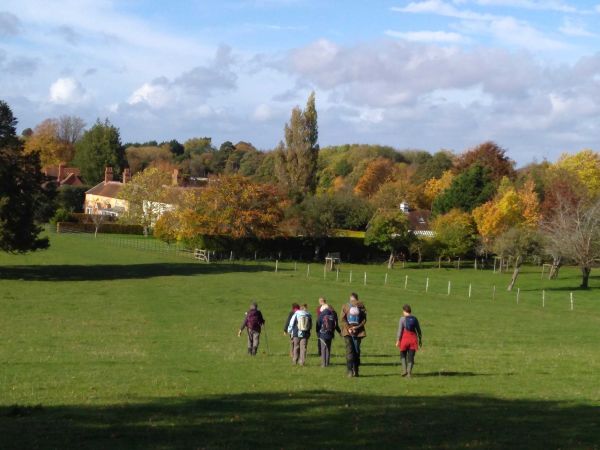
[246,310,262,331]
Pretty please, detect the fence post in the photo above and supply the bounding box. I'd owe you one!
[324,265,327,280]
[307,264,310,278]
[447,281,451,296]
[517,288,520,304]
[384,273,388,285]
[336,268,339,282]
[404,275,408,289]
[493,285,496,301]
[542,290,545,308]
[230,251,233,262]
[349,270,353,283]
[294,262,297,271]
[363,272,367,286]
[425,277,429,293]
[570,292,574,311]
[468,283,472,299]
[275,260,278,272]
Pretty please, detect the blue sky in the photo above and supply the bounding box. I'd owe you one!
[1,0,600,165]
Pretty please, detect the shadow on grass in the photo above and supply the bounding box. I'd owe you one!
[0,263,275,282]
[2,391,598,449]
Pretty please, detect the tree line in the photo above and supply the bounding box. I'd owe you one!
[2,95,600,289]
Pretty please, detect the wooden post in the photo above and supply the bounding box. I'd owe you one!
[457,258,461,270]
[323,264,326,279]
[307,264,310,278]
[570,292,574,311]
[349,270,353,283]
[404,275,408,289]
[540,264,545,279]
[542,290,545,308]
[468,283,472,299]
[363,272,367,286]
[254,251,257,260]
[384,273,388,285]
[517,288,520,304]
[294,262,297,271]
[402,260,405,269]
[425,277,429,293]
[493,258,497,273]
[474,259,477,270]
[447,281,451,296]
[275,260,278,272]
[230,250,233,261]
[493,285,496,301]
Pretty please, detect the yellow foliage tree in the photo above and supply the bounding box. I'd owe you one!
[553,149,600,197]
[24,119,73,166]
[473,179,540,247]
[423,170,454,208]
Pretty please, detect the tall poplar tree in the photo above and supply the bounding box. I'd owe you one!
[275,92,319,200]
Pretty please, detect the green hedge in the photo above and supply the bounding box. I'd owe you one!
[56,222,143,235]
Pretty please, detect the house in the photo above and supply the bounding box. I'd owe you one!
[84,167,130,217]
[400,201,434,238]
[43,163,84,186]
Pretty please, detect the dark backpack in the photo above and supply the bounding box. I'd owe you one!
[405,315,418,332]
[246,310,262,331]
[321,313,335,333]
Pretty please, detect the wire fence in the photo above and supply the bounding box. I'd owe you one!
[55,228,582,312]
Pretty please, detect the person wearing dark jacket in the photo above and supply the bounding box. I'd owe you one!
[340,292,367,377]
[237,301,265,356]
[316,304,341,367]
[315,297,327,356]
[287,304,312,366]
[284,303,300,359]
[396,304,422,377]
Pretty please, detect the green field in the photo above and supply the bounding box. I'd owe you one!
[1,232,599,449]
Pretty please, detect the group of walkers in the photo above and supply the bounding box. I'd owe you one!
[238,292,423,378]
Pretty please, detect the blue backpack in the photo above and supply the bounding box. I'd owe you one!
[405,315,418,332]
[347,304,361,326]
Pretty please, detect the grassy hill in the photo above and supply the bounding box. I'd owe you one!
[0,232,598,449]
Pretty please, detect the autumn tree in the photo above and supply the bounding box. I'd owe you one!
[175,175,284,242]
[24,119,74,166]
[472,179,540,249]
[74,119,125,184]
[119,168,172,234]
[56,115,85,145]
[552,149,600,198]
[454,141,516,181]
[354,157,395,197]
[275,92,319,200]
[423,170,454,209]
[431,209,477,260]
[412,150,454,184]
[0,100,52,253]
[432,165,495,215]
[365,209,413,269]
[541,195,600,289]
[125,145,174,174]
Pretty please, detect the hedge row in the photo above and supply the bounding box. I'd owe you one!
[56,222,144,235]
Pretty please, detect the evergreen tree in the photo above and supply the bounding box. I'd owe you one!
[432,165,495,215]
[0,100,52,253]
[275,92,319,200]
[73,119,125,184]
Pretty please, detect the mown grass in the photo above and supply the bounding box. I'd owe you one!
[0,232,598,449]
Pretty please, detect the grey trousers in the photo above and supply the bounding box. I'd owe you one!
[247,330,260,355]
[320,337,332,366]
[292,337,308,365]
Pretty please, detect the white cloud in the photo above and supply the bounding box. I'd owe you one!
[393,0,496,20]
[128,80,173,108]
[253,103,273,121]
[49,77,87,104]
[474,0,580,13]
[385,29,465,43]
[559,18,597,37]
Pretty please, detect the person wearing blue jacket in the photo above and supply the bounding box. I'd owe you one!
[316,304,341,367]
[287,304,312,366]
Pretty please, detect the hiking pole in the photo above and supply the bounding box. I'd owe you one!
[263,324,270,355]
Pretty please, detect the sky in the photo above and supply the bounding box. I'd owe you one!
[1,0,600,165]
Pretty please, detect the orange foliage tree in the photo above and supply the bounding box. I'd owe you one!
[354,157,395,197]
[24,119,74,166]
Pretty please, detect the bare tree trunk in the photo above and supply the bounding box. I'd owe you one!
[387,251,395,269]
[548,256,561,279]
[507,256,522,291]
[580,266,591,289]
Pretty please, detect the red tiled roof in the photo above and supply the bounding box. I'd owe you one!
[60,172,84,186]
[44,165,81,178]
[86,181,123,198]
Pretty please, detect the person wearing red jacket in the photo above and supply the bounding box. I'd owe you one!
[396,304,422,377]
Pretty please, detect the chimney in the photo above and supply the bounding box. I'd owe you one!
[172,168,179,186]
[122,168,131,184]
[104,167,113,184]
[58,163,65,183]
[399,201,409,213]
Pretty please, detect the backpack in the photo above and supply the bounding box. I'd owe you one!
[297,313,310,332]
[321,313,335,333]
[246,310,262,331]
[347,305,360,326]
[405,315,418,332]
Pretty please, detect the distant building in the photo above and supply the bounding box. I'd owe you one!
[43,163,84,186]
[400,201,434,238]
[84,167,130,217]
